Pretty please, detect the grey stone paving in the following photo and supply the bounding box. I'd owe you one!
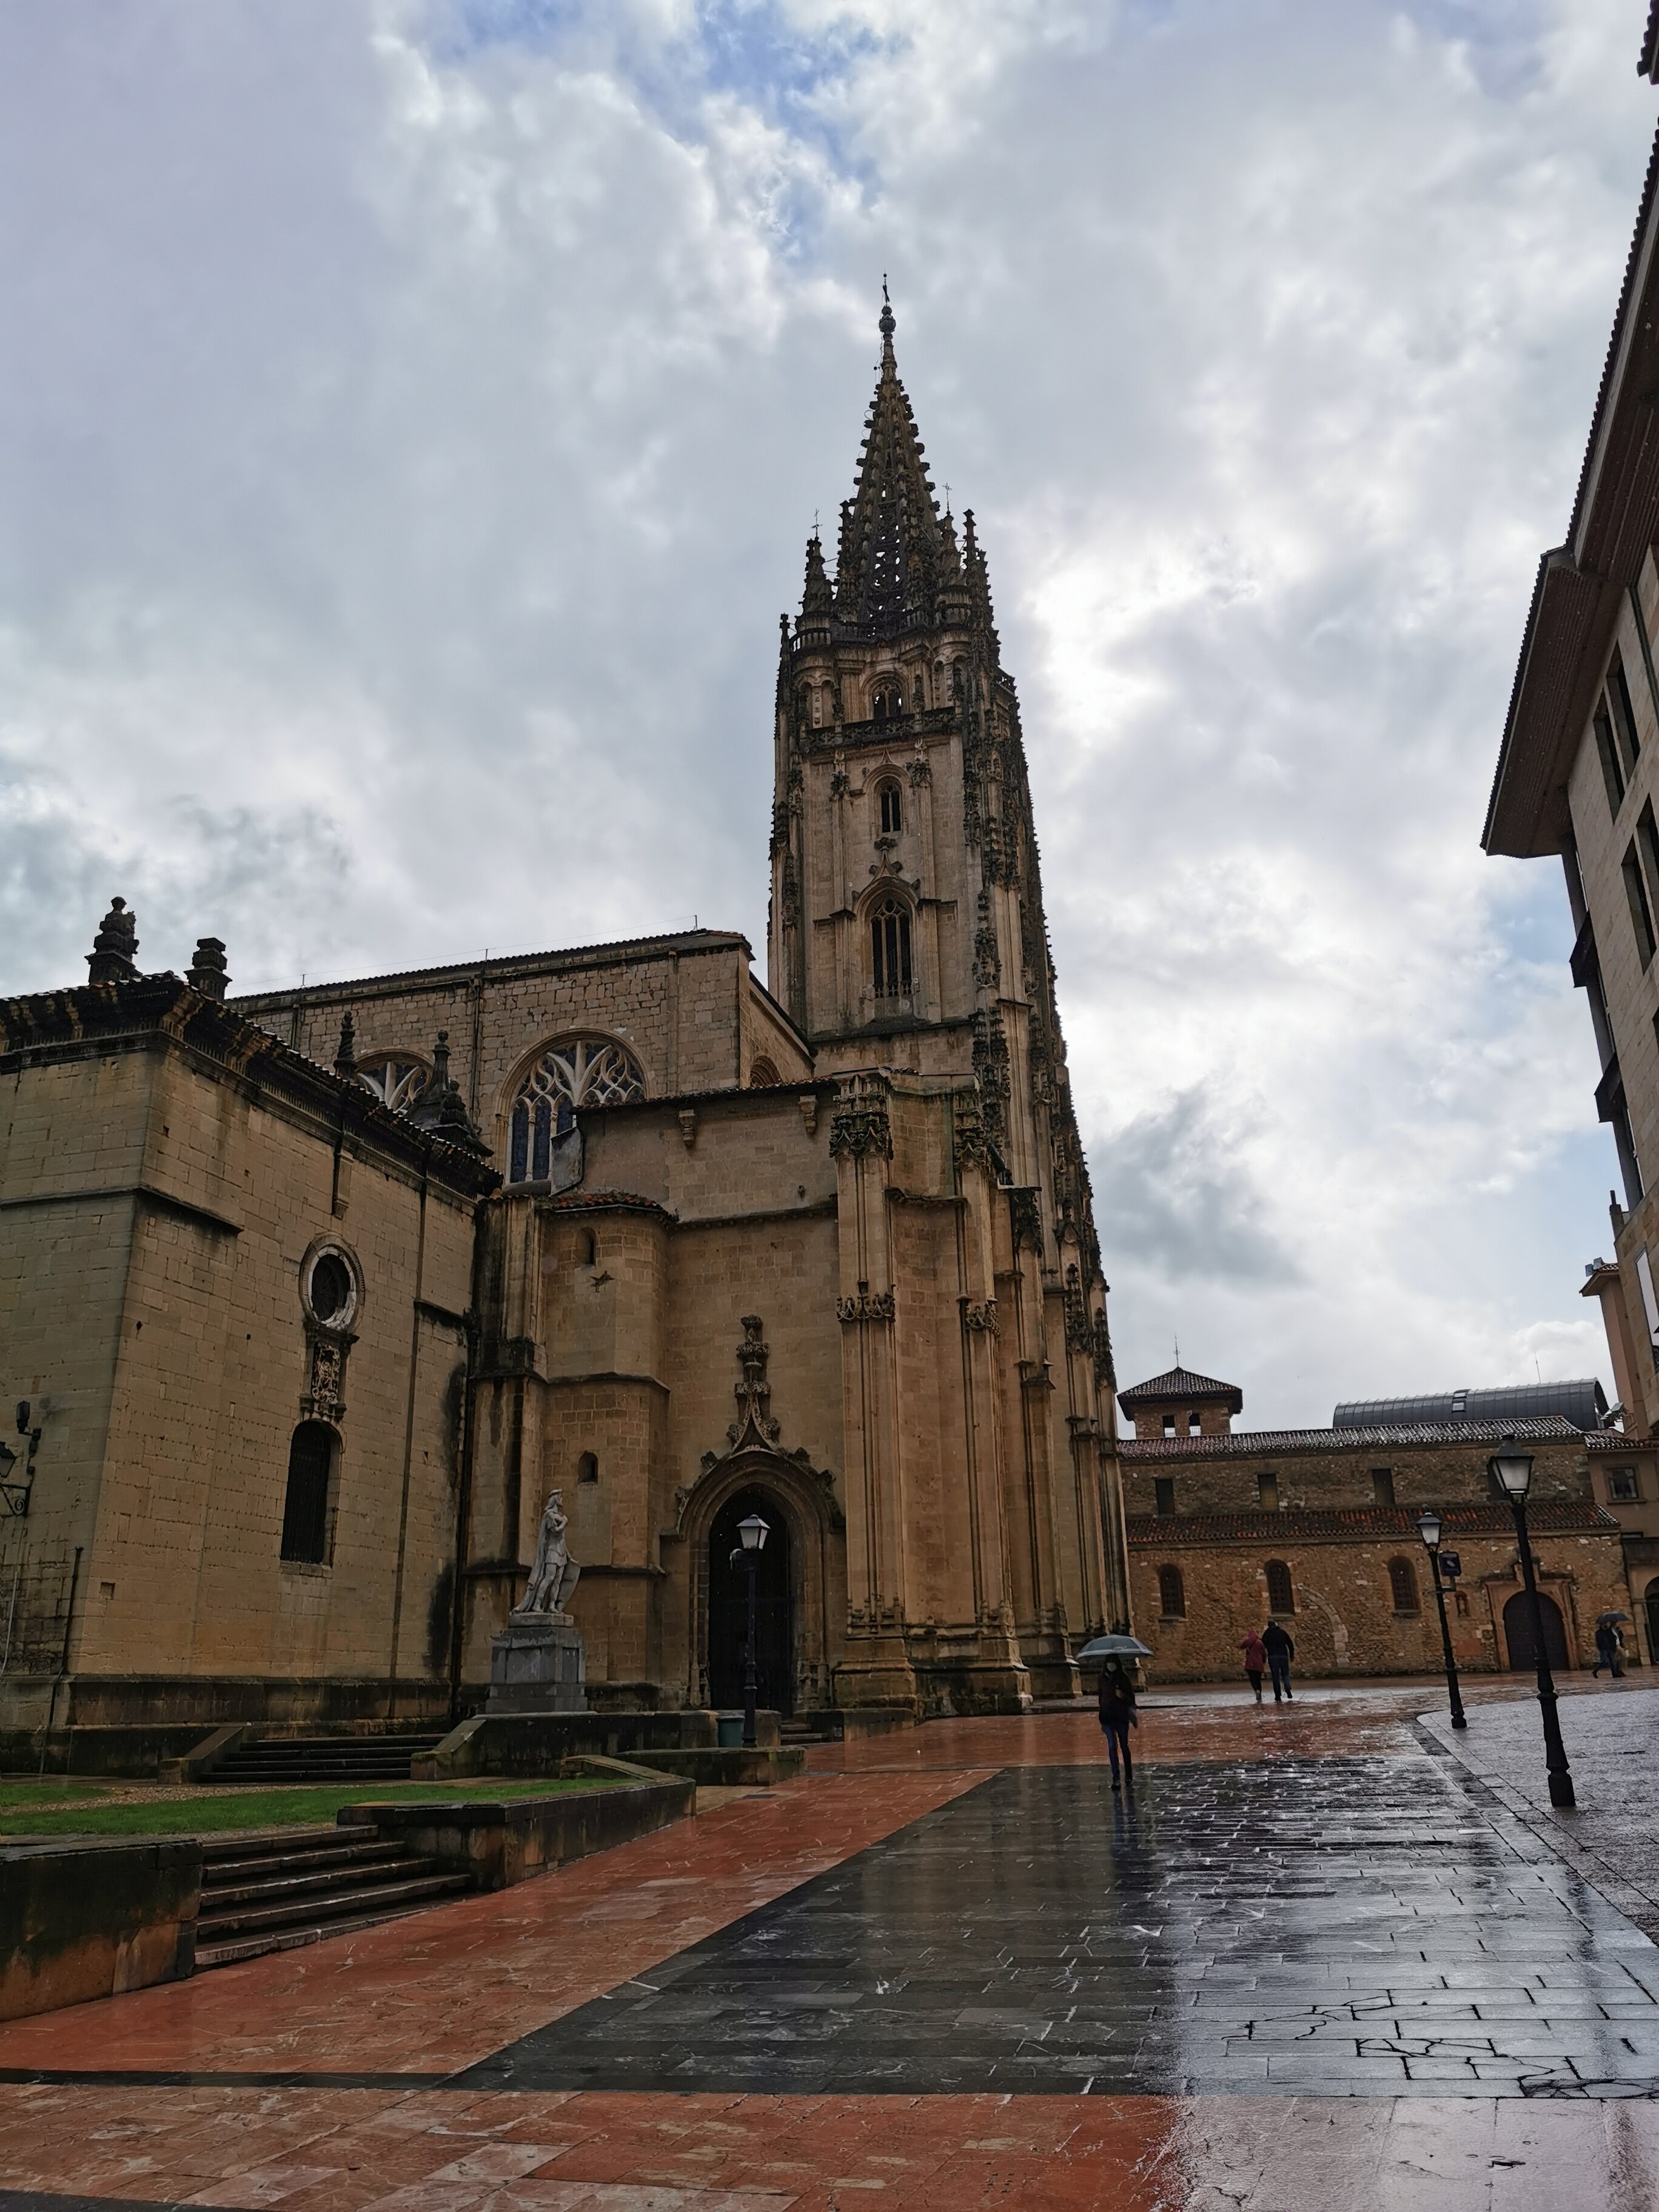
[457,1754,1659,2097]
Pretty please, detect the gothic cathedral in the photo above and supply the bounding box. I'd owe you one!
[0,300,1125,1750]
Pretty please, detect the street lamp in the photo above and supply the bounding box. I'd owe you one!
[1416,1508,1466,1730]
[1488,1439,1575,1808]
[732,1514,769,1749]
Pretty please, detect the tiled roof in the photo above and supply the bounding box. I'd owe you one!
[229,928,748,1008]
[1118,1364,1242,1409]
[1586,1429,1656,1452]
[543,1189,674,1217]
[1119,1416,1583,1459]
[1127,1501,1621,1547]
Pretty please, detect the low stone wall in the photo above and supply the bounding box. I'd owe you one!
[414,1708,780,1780]
[629,1745,806,1788]
[338,1761,693,1890]
[800,1706,914,1741]
[0,1840,200,2022]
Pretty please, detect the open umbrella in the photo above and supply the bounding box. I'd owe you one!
[1597,1610,1631,1625]
[1076,1634,1154,1660]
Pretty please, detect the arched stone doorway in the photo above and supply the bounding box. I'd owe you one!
[707,1485,794,1716]
[1503,1587,1569,1672]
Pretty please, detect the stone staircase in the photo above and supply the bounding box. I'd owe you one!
[195,1826,472,1969]
[209,1731,447,1786]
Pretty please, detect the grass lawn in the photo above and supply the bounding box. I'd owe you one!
[0,1775,621,1838]
[0,1779,112,1811]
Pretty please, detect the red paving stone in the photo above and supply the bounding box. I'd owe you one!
[6,1682,1657,2208]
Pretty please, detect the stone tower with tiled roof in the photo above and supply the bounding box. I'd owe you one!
[1118,1364,1244,1440]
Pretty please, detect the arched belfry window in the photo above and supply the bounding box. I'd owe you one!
[509,1037,645,1184]
[871,896,913,1000]
[872,678,903,722]
[876,780,903,836]
[281,1422,336,1564]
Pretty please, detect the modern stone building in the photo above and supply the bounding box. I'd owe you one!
[1119,1365,1633,1682]
[1484,27,1659,1449]
[0,301,1122,1749]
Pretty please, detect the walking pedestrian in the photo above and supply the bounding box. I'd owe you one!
[1097,1655,1139,1792]
[1239,1629,1267,1704]
[1592,1620,1626,1679]
[1261,1618,1295,1702]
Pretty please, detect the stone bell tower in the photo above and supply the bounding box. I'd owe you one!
[768,289,1090,1210]
[768,295,1130,1699]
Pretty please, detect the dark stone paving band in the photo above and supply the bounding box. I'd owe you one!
[453,1757,1659,2099]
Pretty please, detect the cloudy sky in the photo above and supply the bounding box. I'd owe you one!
[1,0,1653,1426]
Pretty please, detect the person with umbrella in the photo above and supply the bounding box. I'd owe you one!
[1078,1632,1151,1794]
[1593,1610,1629,1679]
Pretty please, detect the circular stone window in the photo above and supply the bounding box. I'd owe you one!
[306,1250,356,1328]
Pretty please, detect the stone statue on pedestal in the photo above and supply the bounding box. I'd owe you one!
[487,1486,588,1714]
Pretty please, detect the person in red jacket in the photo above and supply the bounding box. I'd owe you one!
[1239,1630,1267,1704]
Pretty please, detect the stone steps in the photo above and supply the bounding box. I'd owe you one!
[194,1823,472,1969]
[210,1732,446,1786]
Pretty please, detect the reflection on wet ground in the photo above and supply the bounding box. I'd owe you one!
[462,1755,1659,2098]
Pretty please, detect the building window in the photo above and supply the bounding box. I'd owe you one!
[577,1227,597,1266]
[870,897,913,999]
[509,1037,646,1184]
[1158,1564,1186,1618]
[1597,704,1627,816]
[872,678,903,722]
[1372,1468,1395,1507]
[578,1452,599,1484]
[877,780,903,835]
[813,688,823,728]
[357,1056,429,1113]
[1388,1557,1419,1613]
[1609,1467,1641,1503]
[1186,1410,1201,1436]
[1265,1559,1294,1615]
[1610,654,1642,774]
[1257,1472,1279,1511]
[1154,1476,1176,1517]
[280,1423,335,1564]
[749,1057,781,1087]
[1624,840,1657,968]
[304,1248,357,1330]
[1162,1413,1176,1438]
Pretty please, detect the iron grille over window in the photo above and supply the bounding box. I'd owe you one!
[1388,1557,1419,1612]
[281,1423,335,1564]
[509,1037,645,1183]
[870,899,913,999]
[1265,1559,1294,1614]
[1158,1564,1185,1618]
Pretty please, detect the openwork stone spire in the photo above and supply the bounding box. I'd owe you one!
[830,289,947,640]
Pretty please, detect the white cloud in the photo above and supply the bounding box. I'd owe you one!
[0,0,1649,1423]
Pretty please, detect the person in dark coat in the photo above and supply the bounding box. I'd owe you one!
[1592,1621,1626,1678]
[1261,1619,1295,1701]
[1097,1657,1139,1792]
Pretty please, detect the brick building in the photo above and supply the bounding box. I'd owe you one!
[1119,1366,1633,1683]
[0,298,1122,1746]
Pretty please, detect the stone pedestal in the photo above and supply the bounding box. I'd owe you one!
[487,1612,588,1715]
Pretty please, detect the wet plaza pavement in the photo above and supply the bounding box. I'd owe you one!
[3,1680,1659,2208]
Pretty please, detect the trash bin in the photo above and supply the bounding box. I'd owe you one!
[717,1712,744,1747]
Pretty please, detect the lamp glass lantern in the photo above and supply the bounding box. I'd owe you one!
[0,1441,14,1480]
[737,1514,769,1553]
[1416,1507,1442,1551]
[1489,1446,1534,1501]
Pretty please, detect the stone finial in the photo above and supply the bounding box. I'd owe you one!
[408,1028,488,1153]
[333,1009,358,1079]
[87,897,138,987]
[185,936,228,1002]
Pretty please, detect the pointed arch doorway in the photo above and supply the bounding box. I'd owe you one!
[708,1485,794,1717]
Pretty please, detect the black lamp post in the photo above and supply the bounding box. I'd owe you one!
[1416,1509,1466,1730]
[1488,1439,1575,1808]
[733,1513,769,1749]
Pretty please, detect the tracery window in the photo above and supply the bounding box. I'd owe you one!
[1387,1557,1419,1614]
[870,897,913,1000]
[357,1056,429,1113]
[872,678,903,722]
[1157,1564,1185,1619]
[1265,1559,1295,1615]
[877,780,903,836]
[509,1037,646,1183]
